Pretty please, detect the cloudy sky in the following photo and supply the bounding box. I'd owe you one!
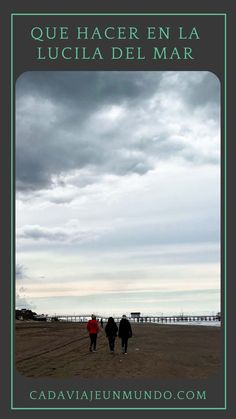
[15,71,221,316]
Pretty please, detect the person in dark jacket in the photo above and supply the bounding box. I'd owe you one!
[87,314,99,352]
[105,317,118,353]
[118,314,132,354]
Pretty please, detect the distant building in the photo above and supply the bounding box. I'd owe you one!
[130,312,141,318]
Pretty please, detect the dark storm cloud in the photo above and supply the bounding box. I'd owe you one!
[16,71,220,193]
[16,71,161,108]
[159,72,220,112]
[16,71,161,191]
[18,225,68,241]
[17,224,106,243]
[185,72,220,109]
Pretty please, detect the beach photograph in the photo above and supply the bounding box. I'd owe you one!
[15,71,221,378]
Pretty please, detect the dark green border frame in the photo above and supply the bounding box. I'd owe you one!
[10,12,227,411]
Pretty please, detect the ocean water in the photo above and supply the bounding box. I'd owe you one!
[150,320,221,327]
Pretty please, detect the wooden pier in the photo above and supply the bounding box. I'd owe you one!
[47,314,221,323]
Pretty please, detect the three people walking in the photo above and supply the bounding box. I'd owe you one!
[87,314,132,354]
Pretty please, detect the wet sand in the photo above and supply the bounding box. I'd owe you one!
[15,321,222,378]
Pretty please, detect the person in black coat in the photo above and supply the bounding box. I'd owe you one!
[105,317,118,353]
[118,314,132,354]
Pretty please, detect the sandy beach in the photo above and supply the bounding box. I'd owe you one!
[15,321,222,379]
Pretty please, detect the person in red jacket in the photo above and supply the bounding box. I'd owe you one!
[87,314,99,352]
